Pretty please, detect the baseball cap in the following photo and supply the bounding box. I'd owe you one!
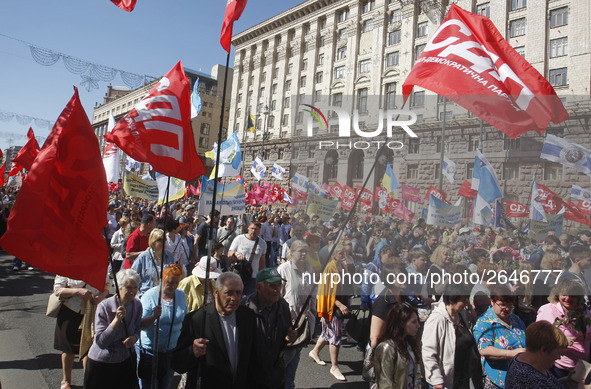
[185,204,195,211]
[579,230,591,237]
[256,267,285,283]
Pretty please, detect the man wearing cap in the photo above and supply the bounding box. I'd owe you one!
[172,272,270,389]
[242,268,297,389]
[178,203,195,224]
[178,256,221,312]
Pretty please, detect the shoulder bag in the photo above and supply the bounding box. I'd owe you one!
[46,291,62,318]
[231,237,259,283]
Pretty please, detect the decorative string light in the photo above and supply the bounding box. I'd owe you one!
[0,33,157,91]
[0,109,53,129]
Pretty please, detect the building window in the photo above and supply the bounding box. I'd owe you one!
[314,90,322,102]
[550,37,568,58]
[468,135,479,152]
[285,80,291,90]
[199,137,209,148]
[436,136,442,152]
[503,135,520,150]
[415,44,426,60]
[261,72,266,82]
[284,97,290,108]
[412,91,425,106]
[417,22,428,38]
[296,111,303,124]
[260,87,265,98]
[287,63,293,75]
[385,82,396,109]
[362,19,374,33]
[407,164,419,180]
[336,46,347,60]
[549,68,567,87]
[390,9,402,24]
[318,53,324,65]
[316,71,323,83]
[300,76,307,88]
[550,7,568,28]
[386,51,399,67]
[514,46,525,57]
[302,59,308,71]
[544,162,563,180]
[337,28,347,41]
[319,17,326,30]
[334,66,345,79]
[359,59,371,73]
[272,84,277,95]
[237,93,242,103]
[332,93,343,107]
[388,30,401,45]
[408,139,420,154]
[273,67,279,79]
[362,0,375,14]
[200,123,210,135]
[503,163,520,180]
[267,116,275,129]
[434,163,440,180]
[476,3,490,18]
[270,100,276,111]
[357,88,368,113]
[510,18,526,37]
[439,111,452,121]
[510,0,526,11]
[282,114,289,126]
[337,8,350,23]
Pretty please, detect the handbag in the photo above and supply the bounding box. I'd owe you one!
[231,237,259,283]
[286,298,311,350]
[345,309,370,345]
[138,293,176,380]
[46,292,62,318]
[362,343,376,383]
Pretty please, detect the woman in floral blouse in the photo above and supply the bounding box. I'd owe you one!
[473,284,526,388]
[536,278,591,379]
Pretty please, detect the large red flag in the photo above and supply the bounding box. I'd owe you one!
[12,127,40,171]
[401,184,421,203]
[0,88,109,289]
[0,163,5,187]
[220,0,248,53]
[506,200,529,218]
[111,0,136,12]
[105,62,205,181]
[458,180,478,199]
[403,4,567,139]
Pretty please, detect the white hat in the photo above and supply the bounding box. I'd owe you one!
[459,227,471,235]
[192,256,222,279]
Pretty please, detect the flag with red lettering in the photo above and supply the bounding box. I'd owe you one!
[402,4,567,139]
[355,186,373,205]
[505,200,529,218]
[220,0,248,53]
[12,127,40,172]
[577,200,591,216]
[425,186,447,203]
[330,182,343,200]
[111,0,136,12]
[401,184,421,203]
[105,62,206,181]
[536,184,559,213]
[458,180,478,199]
[0,88,109,290]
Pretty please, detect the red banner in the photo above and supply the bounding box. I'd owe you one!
[105,62,206,181]
[355,186,374,205]
[220,0,248,53]
[392,202,415,222]
[458,180,477,199]
[561,200,591,225]
[111,0,136,12]
[577,200,591,216]
[425,186,447,203]
[340,197,354,211]
[402,4,567,139]
[331,182,343,200]
[342,185,355,203]
[11,127,39,173]
[0,88,109,290]
[360,202,373,214]
[536,184,559,213]
[506,200,529,218]
[401,184,421,203]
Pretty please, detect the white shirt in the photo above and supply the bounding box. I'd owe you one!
[229,234,267,277]
[260,222,274,242]
[218,312,238,374]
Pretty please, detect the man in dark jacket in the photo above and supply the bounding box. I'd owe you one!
[243,268,297,389]
[172,272,270,389]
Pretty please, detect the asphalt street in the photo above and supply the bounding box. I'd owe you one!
[0,251,368,389]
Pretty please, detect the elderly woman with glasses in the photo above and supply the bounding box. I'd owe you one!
[474,284,526,389]
[132,228,175,297]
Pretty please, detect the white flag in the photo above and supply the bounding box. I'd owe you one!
[292,173,309,193]
[541,134,591,178]
[251,157,267,181]
[530,176,548,223]
[103,111,120,184]
[272,163,286,180]
[442,157,456,184]
[571,185,591,201]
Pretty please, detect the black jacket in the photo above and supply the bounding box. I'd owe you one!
[172,303,270,389]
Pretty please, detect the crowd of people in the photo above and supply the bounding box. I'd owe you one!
[6,192,591,388]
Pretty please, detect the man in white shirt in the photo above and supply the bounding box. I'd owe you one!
[228,222,267,295]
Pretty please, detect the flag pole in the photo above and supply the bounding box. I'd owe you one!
[151,176,171,389]
[438,97,446,191]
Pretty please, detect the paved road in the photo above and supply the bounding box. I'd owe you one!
[0,251,368,389]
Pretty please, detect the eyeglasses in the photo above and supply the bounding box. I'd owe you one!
[494,301,514,310]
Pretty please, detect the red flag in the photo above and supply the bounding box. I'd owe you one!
[220,0,248,53]
[577,200,591,216]
[0,163,5,187]
[401,184,421,203]
[330,182,343,200]
[111,0,136,12]
[105,62,206,181]
[235,174,243,182]
[7,161,22,177]
[562,201,591,225]
[458,180,478,199]
[402,4,567,139]
[535,184,559,213]
[12,127,40,171]
[360,203,373,214]
[355,186,374,205]
[0,88,109,289]
[506,200,529,218]
[425,186,447,203]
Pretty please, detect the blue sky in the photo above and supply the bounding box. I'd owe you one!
[0,0,303,151]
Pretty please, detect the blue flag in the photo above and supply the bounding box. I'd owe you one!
[472,150,502,204]
[190,78,202,118]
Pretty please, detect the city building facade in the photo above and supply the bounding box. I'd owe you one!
[230,0,591,226]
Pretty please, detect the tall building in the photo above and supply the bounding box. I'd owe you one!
[230,0,591,225]
[92,64,233,178]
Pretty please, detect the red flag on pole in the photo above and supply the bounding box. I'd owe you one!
[12,127,40,171]
[111,0,136,12]
[220,0,248,53]
[458,180,478,199]
[0,88,109,289]
[505,201,529,218]
[0,163,5,187]
[402,4,567,139]
[105,62,206,181]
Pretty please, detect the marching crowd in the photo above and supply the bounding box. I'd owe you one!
[5,193,591,389]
